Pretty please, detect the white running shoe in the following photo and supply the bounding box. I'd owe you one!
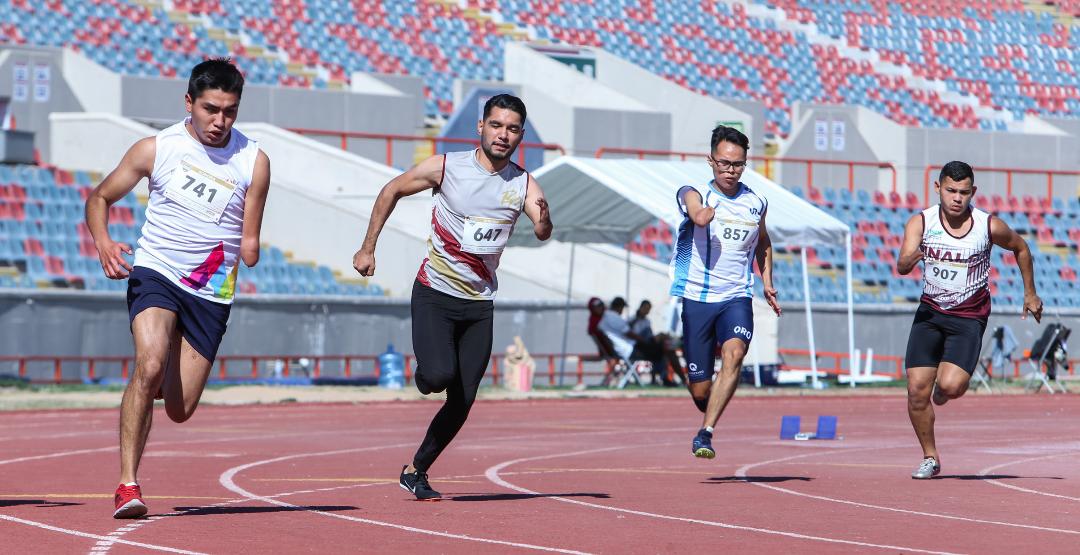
[911,457,941,479]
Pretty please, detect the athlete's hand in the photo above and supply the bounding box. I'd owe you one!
[353,249,376,277]
[535,197,549,222]
[764,285,782,316]
[95,239,133,279]
[1022,293,1043,323]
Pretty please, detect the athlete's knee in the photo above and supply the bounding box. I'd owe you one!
[692,395,709,413]
[937,379,968,399]
[132,354,167,389]
[165,404,195,423]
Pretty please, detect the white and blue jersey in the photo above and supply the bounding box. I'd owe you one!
[669,181,767,303]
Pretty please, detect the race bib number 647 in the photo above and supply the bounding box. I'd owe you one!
[163,161,236,223]
[461,216,513,255]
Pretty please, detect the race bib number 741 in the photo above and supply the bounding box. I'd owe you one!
[461,216,513,255]
[163,161,236,223]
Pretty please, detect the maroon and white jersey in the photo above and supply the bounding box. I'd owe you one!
[919,205,992,320]
[416,150,528,300]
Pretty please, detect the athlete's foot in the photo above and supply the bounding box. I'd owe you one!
[931,383,948,406]
[911,456,941,479]
[399,465,441,500]
[692,428,715,459]
[113,483,148,518]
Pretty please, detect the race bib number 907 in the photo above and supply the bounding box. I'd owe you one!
[924,259,968,292]
[461,216,513,255]
[163,161,236,223]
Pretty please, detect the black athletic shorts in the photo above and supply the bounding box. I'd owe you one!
[127,266,231,362]
[904,303,986,375]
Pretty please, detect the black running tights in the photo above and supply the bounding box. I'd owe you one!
[410,280,494,473]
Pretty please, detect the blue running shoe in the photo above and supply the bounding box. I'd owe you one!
[692,428,715,459]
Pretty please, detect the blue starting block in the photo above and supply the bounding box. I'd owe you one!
[780,415,838,440]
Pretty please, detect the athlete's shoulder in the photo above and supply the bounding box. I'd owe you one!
[741,183,767,213]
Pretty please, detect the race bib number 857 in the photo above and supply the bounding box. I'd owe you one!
[713,217,757,251]
[163,161,236,223]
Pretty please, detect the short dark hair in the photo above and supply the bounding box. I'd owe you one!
[710,125,749,155]
[482,93,527,122]
[638,300,651,309]
[188,58,244,100]
[610,297,627,312]
[938,161,975,186]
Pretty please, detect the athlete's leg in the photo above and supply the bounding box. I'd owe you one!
[683,299,718,412]
[161,335,214,423]
[120,307,177,484]
[904,305,947,462]
[933,316,984,404]
[906,365,939,460]
[702,338,748,429]
[411,300,493,473]
[410,281,459,394]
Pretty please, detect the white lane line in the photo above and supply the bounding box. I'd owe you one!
[735,445,1080,535]
[979,450,1080,502]
[219,443,592,554]
[0,513,206,554]
[485,444,959,555]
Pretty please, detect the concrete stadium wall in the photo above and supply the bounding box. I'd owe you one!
[784,102,1080,200]
[591,49,759,155]
[2,45,426,165]
[503,42,672,157]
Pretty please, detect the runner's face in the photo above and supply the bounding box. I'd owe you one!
[936,177,975,217]
[709,141,747,191]
[478,107,524,162]
[186,89,240,148]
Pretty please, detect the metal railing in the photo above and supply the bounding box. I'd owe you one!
[593,147,897,193]
[922,165,1080,206]
[287,127,565,168]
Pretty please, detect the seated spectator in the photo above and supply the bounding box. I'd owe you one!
[628,300,684,386]
[599,297,674,386]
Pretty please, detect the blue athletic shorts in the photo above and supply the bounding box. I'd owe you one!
[681,296,754,383]
[126,266,231,362]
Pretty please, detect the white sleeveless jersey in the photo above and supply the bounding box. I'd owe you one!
[919,204,993,319]
[133,118,260,304]
[669,181,766,303]
[416,150,528,300]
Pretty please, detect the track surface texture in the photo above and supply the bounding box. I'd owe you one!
[3,395,1079,554]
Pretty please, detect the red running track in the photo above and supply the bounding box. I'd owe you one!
[2,395,1080,554]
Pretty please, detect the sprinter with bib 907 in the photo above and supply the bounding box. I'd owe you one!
[898,161,1041,479]
[85,59,271,517]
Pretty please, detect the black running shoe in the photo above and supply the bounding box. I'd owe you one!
[399,465,441,500]
[692,428,715,459]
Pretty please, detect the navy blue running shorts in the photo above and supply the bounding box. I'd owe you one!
[126,266,231,362]
[681,296,754,384]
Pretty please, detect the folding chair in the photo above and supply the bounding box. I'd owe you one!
[588,331,647,389]
[1024,324,1070,394]
[973,325,1013,394]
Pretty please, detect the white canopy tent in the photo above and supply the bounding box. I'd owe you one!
[510,157,854,387]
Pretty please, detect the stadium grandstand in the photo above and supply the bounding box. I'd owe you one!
[0,0,1077,385]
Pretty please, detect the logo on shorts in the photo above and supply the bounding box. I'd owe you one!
[733,326,752,340]
[688,363,698,373]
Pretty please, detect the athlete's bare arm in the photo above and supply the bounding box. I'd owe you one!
[755,211,781,316]
[683,189,714,226]
[990,215,1043,322]
[522,174,552,241]
[239,150,271,267]
[896,213,924,275]
[85,137,156,279]
[353,154,445,277]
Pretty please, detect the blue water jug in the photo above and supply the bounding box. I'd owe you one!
[378,344,405,389]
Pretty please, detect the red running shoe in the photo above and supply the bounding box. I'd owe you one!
[113,483,147,519]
